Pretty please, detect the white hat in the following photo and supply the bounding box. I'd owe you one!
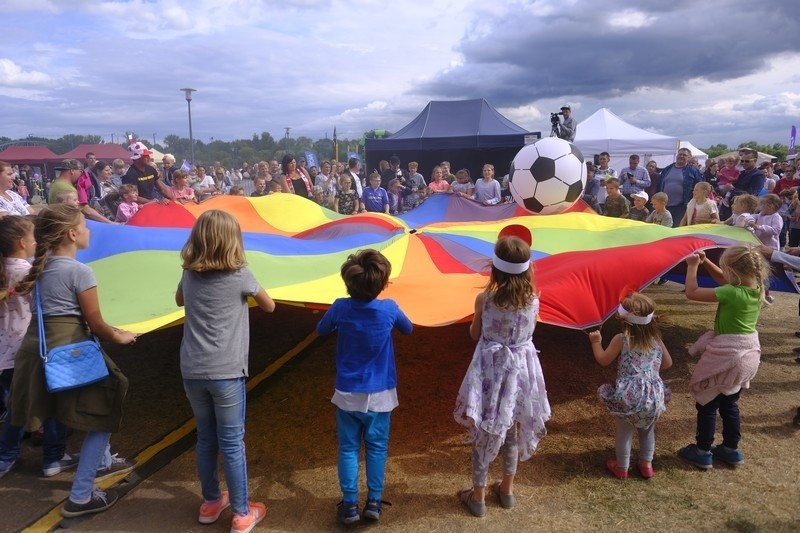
[631,191,649,202]
[129,141,153,160]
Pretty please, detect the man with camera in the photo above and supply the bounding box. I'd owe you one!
[552,104,576,142]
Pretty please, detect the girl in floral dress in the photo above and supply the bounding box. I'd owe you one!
[454,234,551,517]
[588,292,672,480]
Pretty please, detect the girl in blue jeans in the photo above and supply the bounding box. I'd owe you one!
[176,210,275,533]
[9,205,137,516]
[316,249,413,524]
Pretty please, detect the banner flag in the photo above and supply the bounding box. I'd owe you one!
[790,125,796,155]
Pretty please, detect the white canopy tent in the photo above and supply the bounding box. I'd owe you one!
[651,141,708,169]
[573,108,679,173]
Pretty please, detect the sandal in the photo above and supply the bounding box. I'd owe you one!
[492,481,515,509]
[458,487,486,517]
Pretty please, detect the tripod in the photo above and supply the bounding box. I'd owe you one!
[550,121,560,138]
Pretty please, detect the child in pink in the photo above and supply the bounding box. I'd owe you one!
[115,184,140,223]
[168,170,196,204]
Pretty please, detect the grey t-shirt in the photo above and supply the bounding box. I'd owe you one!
[177,267,260,380]
[38,256,96,316]
[662,166,685,206]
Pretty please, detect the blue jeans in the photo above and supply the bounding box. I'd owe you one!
[336,408,391,502]
[667,204,685,227]
[184,378,249,516]
[0,369,67,468]
[70,432,111,503]
[695,391,741,451]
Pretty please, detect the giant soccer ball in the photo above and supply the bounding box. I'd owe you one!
[509,137,587,215]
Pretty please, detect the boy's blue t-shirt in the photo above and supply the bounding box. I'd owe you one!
[316,297,413,393]
[362,186,389,212]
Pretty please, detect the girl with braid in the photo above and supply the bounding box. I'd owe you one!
[9,205,137,517]
[678,246,770,470]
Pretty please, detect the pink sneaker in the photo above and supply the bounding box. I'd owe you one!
[231,502,266,533]
[605,458,629,480]
[198,491,230,524]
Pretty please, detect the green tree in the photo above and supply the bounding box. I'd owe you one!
[703,144,730,158]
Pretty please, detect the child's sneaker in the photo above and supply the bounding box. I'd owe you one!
[61,489,119,517]
[363,498,392,520]
[230,502,266,533]
[337,500,359,525]
[794,407,800,426]
[0,459,16,479]
[42,453,80,477]
[678,444,713,470]
[198,491,230,524]
[711,445,744,466]
[605,458,629,480]
[95,454,137,481]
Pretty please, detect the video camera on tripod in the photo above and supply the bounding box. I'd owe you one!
[549,111,565,137]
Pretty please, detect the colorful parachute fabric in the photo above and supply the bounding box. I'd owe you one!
[82,194,759,334]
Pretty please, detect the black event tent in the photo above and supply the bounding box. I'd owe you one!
[365,99,540,178]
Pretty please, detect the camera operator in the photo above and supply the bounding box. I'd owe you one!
[554,104,576,142]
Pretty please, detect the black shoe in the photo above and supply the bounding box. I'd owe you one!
[794,331,800,338]
[794,407,800,426]
[61,489,119,518]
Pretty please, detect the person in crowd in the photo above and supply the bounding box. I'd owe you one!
[386,179,407,215]
[773,165,799,195]
[721,194,758,228]
[657,148,702,227]
[645,160,661,200]
[603,178,629,218]
[54,190,80,207]
[0,161,34,217]
[250,178,267,197]
[730,149,765,198]
[758,163,776,196]
[440,161,456,184]
[175,210,274,532]
[169,170,196,204]
[405,161,426,209]
[14,178,29,204]
[228,186,244,196]
[702,161,720,196]
[717,155,740,190]
[427,166,451,194]
[11,205,137,516]
[595,152,617,213]
[454,234,550,517]
[556,104,577,142]
[678,247,769,470]
[362,172,390,214]
[341,158,364,200]
[123,143,173,204]
[381,155,407,190]
[646,192,673,227]
[194,166,220,201]
[588,292,671,480]
[280,154,313,198]
[619,155,651,203]
[749,193,783,303]
[628,191,650,222]
[316,249,412,524]
[473,164,502,205]
[334,174,361,216]
[679,182,719,226]
[582,163,601,212]
[92,161,119,220]
[451,169,475,198]
[214,168,233,195]
[110,159,127,188]
[161,154,177,187]
[48,159,110,223]
[115,184,140,223]
[315,161,337,200]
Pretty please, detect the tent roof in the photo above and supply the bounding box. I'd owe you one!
[0,144,60,163]
[59,143,131,163]
[574,108,678,156]
[367,99,533,150]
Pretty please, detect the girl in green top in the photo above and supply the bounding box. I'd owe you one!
[678,246,770,470]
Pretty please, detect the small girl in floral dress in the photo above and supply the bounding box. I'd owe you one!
[588,292,672,480]
[454,231,551,517]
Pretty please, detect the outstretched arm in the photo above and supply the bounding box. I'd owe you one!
[685,253,720,302]
[588,330,622,366]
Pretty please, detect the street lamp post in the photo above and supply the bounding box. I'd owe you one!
[180,88,196,165]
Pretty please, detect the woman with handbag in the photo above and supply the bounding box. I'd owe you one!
[10,205,138,518]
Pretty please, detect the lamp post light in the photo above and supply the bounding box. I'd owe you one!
[180,88,196,165]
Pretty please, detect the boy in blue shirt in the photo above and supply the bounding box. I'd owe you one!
[316,249,413,524]
[361,172,390,213]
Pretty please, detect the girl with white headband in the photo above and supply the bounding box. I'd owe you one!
[588,292,672,480]
[454,234,551,517]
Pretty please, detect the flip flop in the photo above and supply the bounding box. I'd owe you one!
[458,487,486,517]
[492,481,515,509]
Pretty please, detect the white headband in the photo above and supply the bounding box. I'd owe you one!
[492,254,530,274]
[617,304,654,325]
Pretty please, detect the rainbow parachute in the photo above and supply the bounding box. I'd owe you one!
[80,194,758,333]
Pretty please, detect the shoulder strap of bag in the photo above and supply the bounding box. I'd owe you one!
[36,283,48,361]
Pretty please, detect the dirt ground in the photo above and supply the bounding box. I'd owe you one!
[4,282,800,532]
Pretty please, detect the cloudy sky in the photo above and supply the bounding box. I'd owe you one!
[1,0,799,150]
